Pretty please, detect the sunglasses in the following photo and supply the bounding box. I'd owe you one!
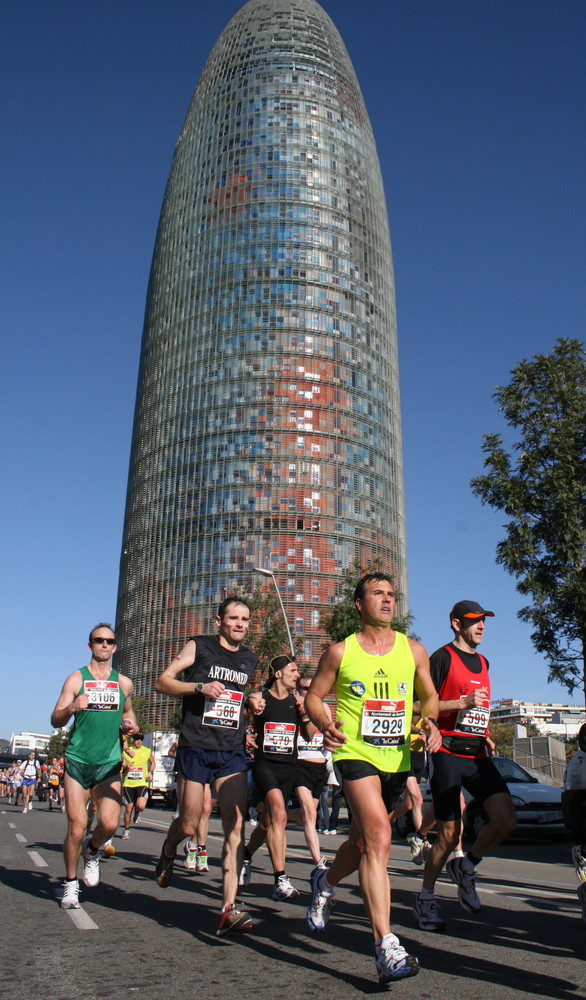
[91,637,116,646]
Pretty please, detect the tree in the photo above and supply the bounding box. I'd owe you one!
[320,561,416,643]
[233,584,305,685]
[44,731,69,761]
[470,338,586,701]
[131,695,151,734]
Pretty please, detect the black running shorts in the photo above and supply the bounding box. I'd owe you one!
[429,751,509,822]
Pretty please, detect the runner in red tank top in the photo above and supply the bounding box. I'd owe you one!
[413,600,517,932]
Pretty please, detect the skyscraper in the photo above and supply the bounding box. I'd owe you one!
[116,0,407,723]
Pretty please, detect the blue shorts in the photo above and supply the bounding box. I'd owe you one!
[22,778,37,788]
[177,746,247,786]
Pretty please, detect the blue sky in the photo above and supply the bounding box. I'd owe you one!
[1,0,584,738]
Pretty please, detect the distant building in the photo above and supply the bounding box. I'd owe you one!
[9,732,50,756]
[491,699,585,738]
[116,0,407,726]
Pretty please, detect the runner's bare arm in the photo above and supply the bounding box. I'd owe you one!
[154,640,226,699]
[411,640,441,752]
[305,642,346,749]
[50,671,86,728]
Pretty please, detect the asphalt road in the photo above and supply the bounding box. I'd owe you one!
[1,799,583,1000]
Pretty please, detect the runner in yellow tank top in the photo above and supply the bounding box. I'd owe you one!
[304,573,441,986]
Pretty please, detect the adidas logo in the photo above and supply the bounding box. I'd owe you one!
[373,668,387,678]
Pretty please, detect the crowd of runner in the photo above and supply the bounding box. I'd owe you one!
[6,576,584,986]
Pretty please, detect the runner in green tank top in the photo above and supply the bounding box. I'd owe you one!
[50,622,138,909]
[304,573,441,985]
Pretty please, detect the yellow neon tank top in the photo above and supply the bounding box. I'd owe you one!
[334,631,415,773]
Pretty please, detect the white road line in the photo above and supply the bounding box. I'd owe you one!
[15,833,27,843]
[28,851,48,868]
[8,822,16,829]
[67,908,99,931]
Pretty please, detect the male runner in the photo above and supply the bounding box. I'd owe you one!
[413,600,516,931]
[50,623,138,908]
[19,752,39,812]
[121,733,155,839]
[305,573,440,985]
[153,596,258,936]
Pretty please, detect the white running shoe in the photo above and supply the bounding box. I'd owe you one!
[413,892,446,931]
[60,879,80,909]
[82,836,102,887]
[121,828,130,841]
[306,866,335,932]
[572,845,586,884]
[28,802,33,811]
[446,857,481,913]
[272,874,299,900]
[375,933,419,984]
[239,858,252,886]
[184,842,197,870]
[195,849,209,874]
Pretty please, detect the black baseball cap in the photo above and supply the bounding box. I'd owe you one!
[450,600,494,621]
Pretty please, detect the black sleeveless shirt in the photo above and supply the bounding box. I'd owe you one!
[179,635,258,752]
[254,689,300,762]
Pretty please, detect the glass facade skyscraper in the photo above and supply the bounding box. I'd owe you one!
[116,0,407,722]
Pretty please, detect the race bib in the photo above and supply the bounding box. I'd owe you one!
[202,690,244,729]
[84,680,120,711]
[127,767,144,782]
[361,699,406,747]
[263,722,296,754]
[455,705,490,736]
[298,731,324,752]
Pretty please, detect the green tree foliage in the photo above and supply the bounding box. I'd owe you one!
[471,339,586,699]
[232,583,305,685]
[44,731,69,761]
[131,695,151,734]
[320,561,415,643]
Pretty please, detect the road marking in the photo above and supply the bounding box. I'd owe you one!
[67,908,99,931]
[8,822,16,829]
[28,851,48,867]
[16,833,27,843]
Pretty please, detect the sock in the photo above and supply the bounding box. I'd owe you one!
[65,877,77,883]
[198,844,206,852]
[274,870,285,881]
[244,848,252,862]
[375,933,397,954]
[465,851,481,870]
[452,849,465,859]
[186,840,197,851]
[419,887,434,900]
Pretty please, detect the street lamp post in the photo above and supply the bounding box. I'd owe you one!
[253,566,295,659]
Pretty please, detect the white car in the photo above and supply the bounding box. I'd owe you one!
[397,756,564,839]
